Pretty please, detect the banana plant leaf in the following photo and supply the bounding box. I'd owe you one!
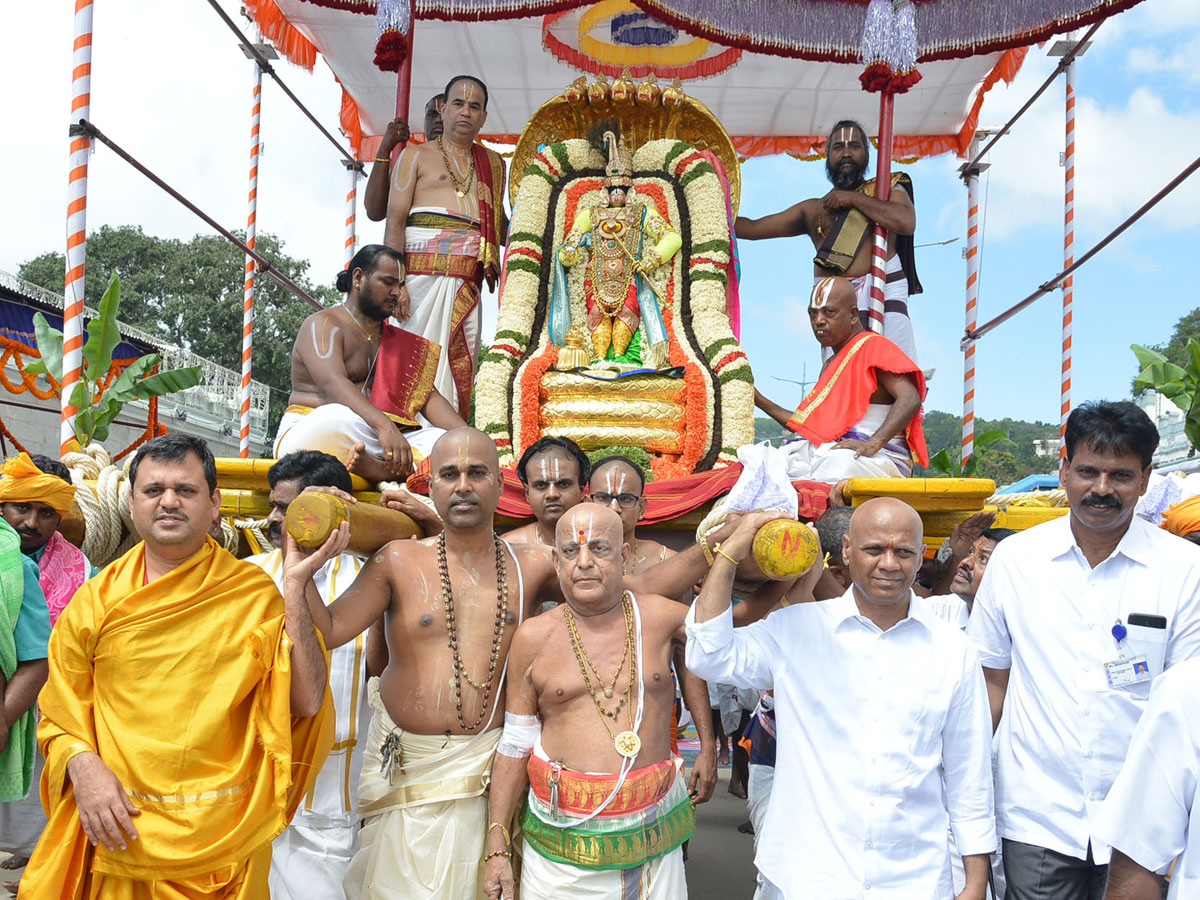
[82,273,123,383]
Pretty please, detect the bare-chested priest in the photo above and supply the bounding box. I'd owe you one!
[736,119,922,362]
[755,276,928,482]
[503,436,591,547]
[299,427,745,899]
[384,75,508,416]
[275,244,465,482]
[481,505,781,900]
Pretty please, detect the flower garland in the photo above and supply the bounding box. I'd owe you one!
[473,136,754,471]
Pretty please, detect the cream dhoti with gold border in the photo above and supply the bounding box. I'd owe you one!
[519,740,693,900]
[343,678,502,900]
[273,404,444,465]
[250,550,370,900]
[780,402,913,481]
[403,206,484,415]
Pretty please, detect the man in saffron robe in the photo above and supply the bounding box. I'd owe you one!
[755,277,927,482]
[20,434,337,899]
[383,74,507,415]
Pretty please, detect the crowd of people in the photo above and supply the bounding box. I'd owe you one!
[1,71,1199,900]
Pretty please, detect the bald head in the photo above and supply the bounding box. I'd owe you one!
[555,504,627,611]
[557,503,623,549]
[429,427,501,529]
[808,277,861,349]
[844,498,924,605]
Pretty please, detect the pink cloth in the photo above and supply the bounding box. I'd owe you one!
[38,531,87,625]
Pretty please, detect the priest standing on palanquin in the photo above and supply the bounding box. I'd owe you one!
[383,74,507,415]
[735,119,922,362]
[554,125,681,369]
[275,245,465,482]
[756,276,927,481]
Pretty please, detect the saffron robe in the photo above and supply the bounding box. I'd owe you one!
[21,537,332,898]
[785,330,928,468]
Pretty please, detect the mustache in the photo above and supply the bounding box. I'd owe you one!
[1081,493,1122,509]
[268,522,282,540]
[955,565,973,584]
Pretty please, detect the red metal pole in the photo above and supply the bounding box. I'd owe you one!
[391,20,413,162]
[866,90,895,332]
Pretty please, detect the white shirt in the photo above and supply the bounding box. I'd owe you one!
[1094,656,1200,899]
[968,514,1200,863]
[686,591,996,899]
[250,548,369,826]
[927,593,969,629]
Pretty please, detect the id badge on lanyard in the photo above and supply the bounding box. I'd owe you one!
[1104,618,1151,689]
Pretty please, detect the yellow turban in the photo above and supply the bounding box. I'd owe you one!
[0,453,77,516]
[1161,495,1200,538]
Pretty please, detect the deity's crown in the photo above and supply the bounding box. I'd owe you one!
[603,130,634,188]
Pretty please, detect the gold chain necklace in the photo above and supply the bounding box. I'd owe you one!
[342,303,379,343]
[623,537,640,576]
[437,136,475,199]
[438,532,509,731]
[564,592,638,752]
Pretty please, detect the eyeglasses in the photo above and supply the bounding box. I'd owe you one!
[591,491,641,509]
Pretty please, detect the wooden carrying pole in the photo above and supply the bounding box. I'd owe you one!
[286,492,423,555]
[865,91,896,333]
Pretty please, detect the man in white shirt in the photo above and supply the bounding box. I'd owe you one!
[927,526,1015,629]
[248,450,372,900]
[1094,657,1200,899]
[968,400,1200,900]
[686,498,996,900]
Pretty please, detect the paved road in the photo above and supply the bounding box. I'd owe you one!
[686,768,760,900]
[0,769,761,899]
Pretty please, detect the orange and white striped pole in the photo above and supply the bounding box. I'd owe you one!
[62,0,94,456]
[239,61,262,458]
[962,137,982,464]
[1060,59,1076,459]
[344,162,358,271]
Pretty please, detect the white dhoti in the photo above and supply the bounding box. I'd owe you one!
[343,679,500,900]
[257,550,370,900]
[820,256,917,363]
[780,403,913,481]
[404,207,484,415]
[273,404,444,466]
[521,840,687,900]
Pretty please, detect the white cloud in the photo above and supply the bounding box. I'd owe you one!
[950,68,1200,242]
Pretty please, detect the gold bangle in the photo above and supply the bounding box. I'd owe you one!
[374,156,391,163]
[713,542,740,567]
[483,848,513,861]
[699,534,714,567]
[487,821,511,845]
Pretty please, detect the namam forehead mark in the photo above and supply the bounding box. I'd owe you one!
[310,316,338,360]
[597,462,636,495]
[810,277,836,310]
[533,455,563,483]
[833,125,860,145]
[559,504,621,547]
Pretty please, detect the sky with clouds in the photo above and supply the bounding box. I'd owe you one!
[2,0,1198,427]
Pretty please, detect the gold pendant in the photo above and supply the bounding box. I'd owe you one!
[614,730,641,759]
[456,189,465,198]
[603,688,613,698]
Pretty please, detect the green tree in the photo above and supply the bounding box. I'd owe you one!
[19,225,336,434]
[754,416,789,444]
[1149,307,1200,371]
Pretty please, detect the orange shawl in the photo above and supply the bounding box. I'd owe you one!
[22,538,332,895]
[785,330,928,467]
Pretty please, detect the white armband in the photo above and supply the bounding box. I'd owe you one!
[496,712,541,758]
